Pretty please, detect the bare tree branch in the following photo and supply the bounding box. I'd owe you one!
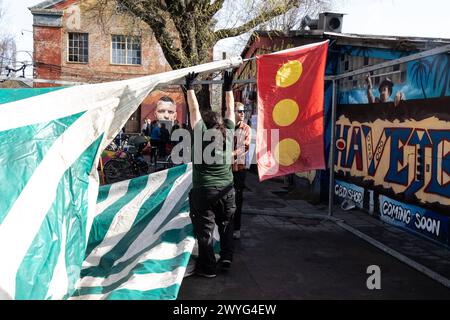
[84,0,333,111]
[88,0,332,70]
[117,0,189,67]
[214,0,299,40]
[207,0,226,18]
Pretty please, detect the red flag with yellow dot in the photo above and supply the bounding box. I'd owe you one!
[256,41,328,181]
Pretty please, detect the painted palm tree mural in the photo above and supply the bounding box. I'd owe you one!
[411,58,432,99]
[431,53,450,97]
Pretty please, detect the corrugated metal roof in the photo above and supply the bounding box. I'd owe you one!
[241,30,450,58]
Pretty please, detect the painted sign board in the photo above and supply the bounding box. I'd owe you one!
[379,195,449,246]
[335,179,365,209]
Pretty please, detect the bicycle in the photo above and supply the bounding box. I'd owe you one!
[103,139,149,184]
[150,142,177,173]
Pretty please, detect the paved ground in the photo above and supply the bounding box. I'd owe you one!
[178,172,450,300]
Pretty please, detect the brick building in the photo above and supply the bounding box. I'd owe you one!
[30,0,187,133]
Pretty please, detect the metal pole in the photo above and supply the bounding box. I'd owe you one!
[221,52,227,118]
[99,156,105,185]
[328,79,337,216]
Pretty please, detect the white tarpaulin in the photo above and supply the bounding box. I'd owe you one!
[0,56,241,300]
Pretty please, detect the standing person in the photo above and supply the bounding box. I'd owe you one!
[141,117,151,137]
[150,121,161,164]
[159,122,170,158]
[185,70,236,277]
[171,119,182,148]
[232,102,251,240]
[171,119,180,134]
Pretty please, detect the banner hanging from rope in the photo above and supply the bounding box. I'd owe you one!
[256,41,328,181]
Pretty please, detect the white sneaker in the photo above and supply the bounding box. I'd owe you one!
[233,230,241,239]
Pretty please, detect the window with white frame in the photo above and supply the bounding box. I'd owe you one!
[111,35,141,65]
[68,32,88,63]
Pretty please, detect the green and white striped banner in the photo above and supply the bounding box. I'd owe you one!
[0,57,241,300]
[72,164,195,300]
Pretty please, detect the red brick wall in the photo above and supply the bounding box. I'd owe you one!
[34,26,62,87]
[32,1,186,127]
[33,1,174,84]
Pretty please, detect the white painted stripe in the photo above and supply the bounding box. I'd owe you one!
[79,237,194,288]
[73,163,104,298]
[71,266,187,300]
[85,166,102,253]
[114,266,187,291]
[82,172,129,270]
[1,57,240,299]
[80,212,191,279]
[0,57,241,132]
[79,220,194,288]
[0,288,12,300]
[83,170,168,267]
[0,78,156,132]
[95,177,131,216]
[113,165,193,266]
[45,216,68,300]
[0,99,117,298]
[264,40,329,57]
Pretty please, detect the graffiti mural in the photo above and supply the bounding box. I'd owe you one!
[334,97,450,214]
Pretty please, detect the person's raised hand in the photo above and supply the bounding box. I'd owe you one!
[185,72,197,90]
[365,73,372,88]
[223,70,234,92]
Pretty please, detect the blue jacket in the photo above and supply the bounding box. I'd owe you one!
[151,126,161,140]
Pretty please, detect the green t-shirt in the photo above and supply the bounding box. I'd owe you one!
[192,118,235,189]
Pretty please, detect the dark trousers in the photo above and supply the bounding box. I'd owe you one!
[233,170,246,231]
[150,139,159,163]
[189,185,236,273]
[159,141,167,158]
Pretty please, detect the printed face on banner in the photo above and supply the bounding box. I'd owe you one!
[141,91,186,125]
[155,99,177,121]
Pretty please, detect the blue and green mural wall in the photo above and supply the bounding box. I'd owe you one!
[337,46,450,104]
[331,45,450,246]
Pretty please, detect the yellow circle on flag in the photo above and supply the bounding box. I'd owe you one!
[276,60,303,88]
[272,99,299,127]
[275,138,301,167]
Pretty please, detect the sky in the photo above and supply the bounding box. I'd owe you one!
[2,0,450,77]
